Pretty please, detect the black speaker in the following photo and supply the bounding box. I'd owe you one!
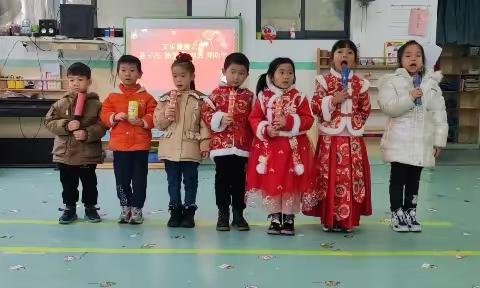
[60,4,95,39]
[39,19,57,36]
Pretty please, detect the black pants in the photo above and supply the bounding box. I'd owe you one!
[164,160,199,207]
[59,163,98,207]
[389,162,423,211]
[113,151,149,208]
[214,155,247,211]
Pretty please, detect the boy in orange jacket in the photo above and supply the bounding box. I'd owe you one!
[101,55,157,224]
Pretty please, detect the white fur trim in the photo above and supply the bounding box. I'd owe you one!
[209,147,249,160]
[321,96,334,122]
[256,162,267,174]
[294,164,304,175]
[315,75,328,91]
[256,121,269,141]
[330,67,353,79]
[290,114,301,136]
[346,120,365,136]
[360,79,370,94]
[211,111,228,132]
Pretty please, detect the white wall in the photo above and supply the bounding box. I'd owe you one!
[192,0,438,96]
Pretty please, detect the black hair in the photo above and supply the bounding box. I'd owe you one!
[330,39,359,62]
[171,52,196,90]
[223,52,250,72]
[256,57,296,96]
[397,40,426,75]
[67,62,91,79]
[117,55,142,74]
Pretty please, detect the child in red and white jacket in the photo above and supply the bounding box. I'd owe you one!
[201,52,254,231]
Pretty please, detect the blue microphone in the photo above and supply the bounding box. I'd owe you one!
[341,62,350,89]
[413,73,422,106]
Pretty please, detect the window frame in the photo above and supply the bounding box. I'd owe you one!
[256,0,351,40]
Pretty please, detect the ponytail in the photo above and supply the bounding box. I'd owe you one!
[256,73,268,96]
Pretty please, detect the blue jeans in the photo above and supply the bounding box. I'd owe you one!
[164,160,199,207]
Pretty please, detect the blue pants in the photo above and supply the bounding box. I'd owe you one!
[164,160,199,207]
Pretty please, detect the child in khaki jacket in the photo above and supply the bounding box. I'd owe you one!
[154,52,210,228]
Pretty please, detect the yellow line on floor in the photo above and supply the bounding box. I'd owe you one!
[0,219,453,227]
[0,246,479,256]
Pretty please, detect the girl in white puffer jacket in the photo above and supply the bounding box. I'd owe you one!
[378,40,448,233]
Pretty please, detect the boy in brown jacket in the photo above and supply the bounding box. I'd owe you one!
[45,62,106,224]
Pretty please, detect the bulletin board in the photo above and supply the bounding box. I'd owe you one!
[124,17,242,95]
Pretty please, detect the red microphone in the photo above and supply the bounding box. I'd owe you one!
[74,92,86,120]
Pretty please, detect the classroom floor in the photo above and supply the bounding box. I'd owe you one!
[1,144,480,288]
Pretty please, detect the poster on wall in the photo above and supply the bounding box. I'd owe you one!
[408,8,428,37]
[125,17,241,96]
[384,41,406,65]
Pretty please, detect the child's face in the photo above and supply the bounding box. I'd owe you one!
[67,75,91,94]
[223,63,248,88]
[118,63,142,86]
[172,66,194,91]
[272,63,294,90]
[333,47,356,71]
[401,44,423,75]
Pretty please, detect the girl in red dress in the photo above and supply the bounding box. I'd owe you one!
[246,57,314,236]
[303,40,372,232]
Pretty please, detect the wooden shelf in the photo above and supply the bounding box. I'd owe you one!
[317,65,396,70]
[0,78,67,82]
[0,88,66,93]
[27,37,112,51]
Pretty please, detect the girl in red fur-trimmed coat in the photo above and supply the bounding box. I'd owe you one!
[303,40,372,232]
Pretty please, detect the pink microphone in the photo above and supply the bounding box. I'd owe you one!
[74,92,87,120]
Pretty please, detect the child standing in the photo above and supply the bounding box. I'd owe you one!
[246,57,314,236]
[153,52,210,228]
[45,62,106,224]
[303,40,372,232]
[201,52,254,231]
[101,55,157,224]
[378,40,448,232]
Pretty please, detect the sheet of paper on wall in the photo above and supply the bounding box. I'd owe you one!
[408,8,428,36]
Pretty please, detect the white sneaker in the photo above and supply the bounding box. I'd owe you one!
[391,208,409,232]
[406,208,422,232]
[129,207,144,224]
[118,206,131,224]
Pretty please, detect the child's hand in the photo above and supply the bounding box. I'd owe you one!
[128,117,145,127]
[221,114,234,126]
[410,88,423,100]
[433,147,442,158]
[73,129,87,141]
[266,125,279,138]
[67,120,80,131]
[273,115,286,130]
[165,105,176,121]
[332,89,349,105]
[114,112,128,122]
[201,151,209,159]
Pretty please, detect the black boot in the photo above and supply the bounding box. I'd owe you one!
[180,205,197,228]
[59,206,77,224]
[84,206,101,223]
[167,204,183,227]
[232,209,250,231]
[267,213,282,235]
[281,214,295,236]
[216,208,230,231]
